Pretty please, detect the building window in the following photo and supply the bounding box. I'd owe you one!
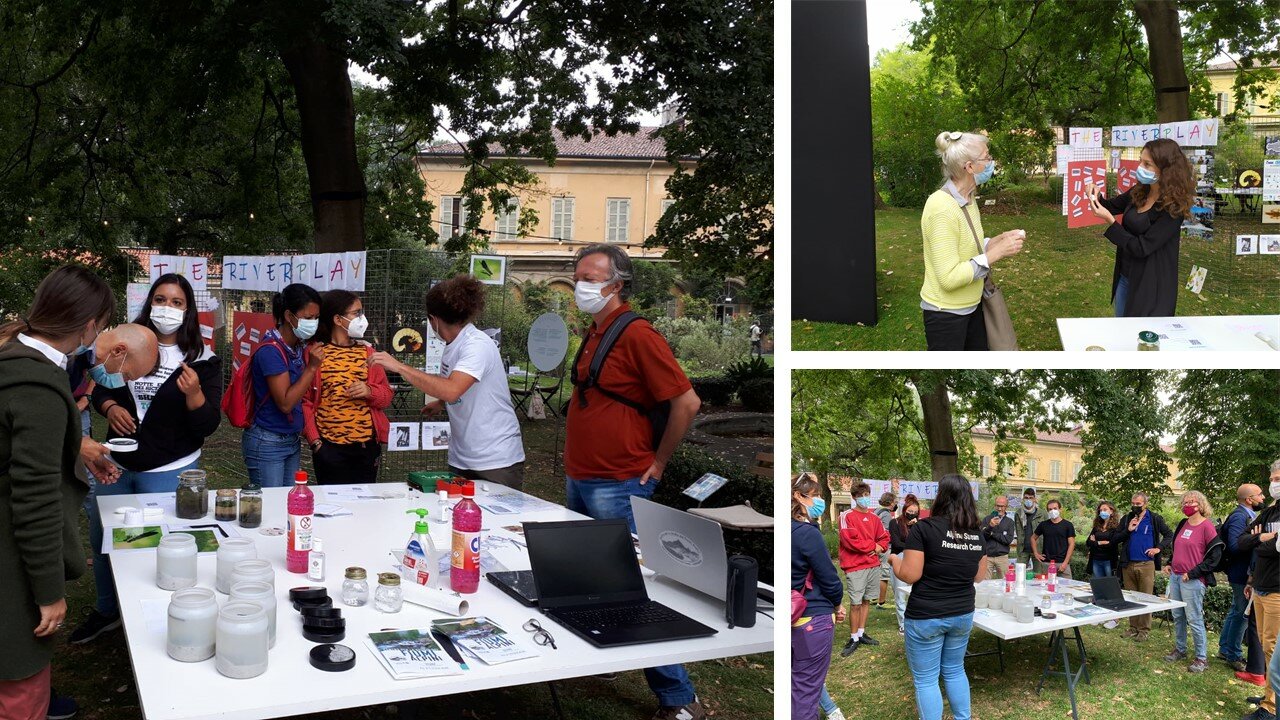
[1050,460,1061,484]
[495,198,519,241]
[1217,92,1230,115]
[661,198,676,216]
[440,196,468,237]
[980,455,991,477]
[551,197,574,242]
[606,198,630,243]
[1026,459,1039,481]
[1072,462,1082,480]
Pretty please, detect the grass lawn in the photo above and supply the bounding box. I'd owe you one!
[825,597,1262,720]
[793,199,1279,351]
[52,417,773,719]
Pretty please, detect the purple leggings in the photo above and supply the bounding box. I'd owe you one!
[792,613,835,720]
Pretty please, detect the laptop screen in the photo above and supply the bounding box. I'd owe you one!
[525,519,649,609]
[1089,575,1123,601]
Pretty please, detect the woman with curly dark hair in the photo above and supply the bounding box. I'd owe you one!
[1085,137,1194,317]
[370,274,524,490]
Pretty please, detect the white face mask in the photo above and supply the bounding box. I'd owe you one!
[150,305,186,336]
[344,314,368,339]
[1048,509,1060,520]
[574,280,616,314]
[1270,481,1280,500]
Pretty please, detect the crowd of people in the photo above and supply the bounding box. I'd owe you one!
[792,464,1280,720]
[1,243,712,720]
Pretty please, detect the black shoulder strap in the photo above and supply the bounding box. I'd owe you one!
[570,311,645,409]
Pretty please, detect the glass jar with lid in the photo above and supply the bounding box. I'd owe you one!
[238,483,263,528]
[342,567,370,607]
[1137,330,1160,351]
[215,601,270,679]
[176,469,209,519]
[215,489,238,521]
[167,587,217,662]
[156,533,198,591]
[375,572,403,613]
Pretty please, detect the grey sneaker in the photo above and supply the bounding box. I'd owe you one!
[1163,649,1187,662]
[1188,658,1208,673]
[652,700,706,720]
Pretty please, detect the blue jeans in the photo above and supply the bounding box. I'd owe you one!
[819,685,838,716]
[564,475,694,707]
[904,612,973,720]
[1220,582,1249,663]
[1088,559,1114,579]
[89,459,200,617]
[242,425,301,488]
[1169,574,1207,660]
[1113,275,1130,317]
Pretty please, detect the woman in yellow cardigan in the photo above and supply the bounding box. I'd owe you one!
[920,132,1026,350]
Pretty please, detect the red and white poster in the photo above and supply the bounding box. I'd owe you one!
[1117,159,1141,196]
[1067,160,1109,229]
[197,312,217,355]
[230,312,278,372]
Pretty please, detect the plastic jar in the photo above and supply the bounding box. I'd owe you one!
[238,484,263,528]
[215,601,269,679]
[215,538,258,594]
[215,489,238,522]
[167,587,217,662]
[375,572,403,613]
[176,469,209,519]
[1015,597,1036,623]
[229,581,278,649]
[156,533,198,591]
[342,567,370,607]
[230,559,275,590]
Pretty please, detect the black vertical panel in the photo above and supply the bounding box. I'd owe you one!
[792,0,877,326]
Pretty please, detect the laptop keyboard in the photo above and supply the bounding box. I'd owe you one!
[560,602,681,628]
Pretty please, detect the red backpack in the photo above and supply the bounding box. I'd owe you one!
[222,339,288,429]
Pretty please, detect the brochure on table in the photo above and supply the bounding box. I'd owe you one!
[366,629,463,680]
[431,617,539,665]
[103,522,241,554]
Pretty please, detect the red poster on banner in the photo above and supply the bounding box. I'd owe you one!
[1067,160,1109,229]
[1117,159,1140,196]
[197,311,217,355]
[230,312,279,372]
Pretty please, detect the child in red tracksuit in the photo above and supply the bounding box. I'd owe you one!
[837,483,891,657]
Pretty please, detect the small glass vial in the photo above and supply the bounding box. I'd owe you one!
[342,567,369,607]
[229,580,277,649]
[238,483,263,528]
[307,538,326,582]
[230,559,275,590]
[215,601,269,679]
[1041,593,1053,612]
[215,538,258,594]
[1137,330,1160,351]
[156,533,198,591]
[375,572,403,613]
[176,469,209,519]
[167,587,217,662]
[215,489,238,521]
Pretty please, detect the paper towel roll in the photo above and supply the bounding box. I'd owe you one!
[401,582,470,616]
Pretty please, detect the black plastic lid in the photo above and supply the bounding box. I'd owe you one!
[303,615,346,629]
[300,606,342,619]
[289,586,329,602]
[303,625,346,643]
[293,597,334,612]
[310,644,356,672]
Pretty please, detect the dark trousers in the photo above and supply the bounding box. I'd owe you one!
[449,462,525,494]
[923,305,988,351]
[1248,601,1266,675]
[312,439,382,485]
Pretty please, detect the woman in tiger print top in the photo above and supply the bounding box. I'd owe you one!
[302,290,393,484]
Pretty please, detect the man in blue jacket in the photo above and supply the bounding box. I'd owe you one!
[1220,484,1266,671]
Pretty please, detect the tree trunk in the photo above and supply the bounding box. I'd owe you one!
[1133,0,1190,123]
[818,470,833,528]
[281,42,366,252]
[917,380,959,481]
[873,178,887,209]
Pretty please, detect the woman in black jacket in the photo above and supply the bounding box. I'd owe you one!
[792,474,844,720]
[1085,137,1194,317]
[75,273,223,645]
[1086,501,1124,578]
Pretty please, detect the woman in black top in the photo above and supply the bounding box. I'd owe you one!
[1086,501,1124,578]
[1085,137,1194,317]
[791,474,844,720]
[890,475,985,720]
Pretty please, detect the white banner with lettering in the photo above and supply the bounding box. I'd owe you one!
[221,252,367,292]
[864,478,980,502]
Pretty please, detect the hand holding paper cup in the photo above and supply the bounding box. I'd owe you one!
[987,229,1025,263]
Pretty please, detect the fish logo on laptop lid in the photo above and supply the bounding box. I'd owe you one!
[659,531,703,567]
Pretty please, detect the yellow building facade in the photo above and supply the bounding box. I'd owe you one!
[1205,57,1280,126]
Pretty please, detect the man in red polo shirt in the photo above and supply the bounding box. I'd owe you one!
[564,243,704,720]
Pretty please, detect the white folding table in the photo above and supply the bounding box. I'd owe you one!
[1056,314,1280,351]
[901,579,1185,720]
[96,484,773,720]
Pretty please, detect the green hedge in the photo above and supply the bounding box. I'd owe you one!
[739,378,773,413]
[690,375,735,407]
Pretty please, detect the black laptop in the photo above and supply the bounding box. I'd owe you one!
[1088,576,1145,612]
[524,519,718,648]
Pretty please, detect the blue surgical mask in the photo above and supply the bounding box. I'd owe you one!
[974,159,995,185]
[1099,511,1111,520]
[857,496,874,509]
[89,350,128,390]
[807,497,826,520]
[74,321,100,356]
[293,317,319,341]
[1135,166,1158,185]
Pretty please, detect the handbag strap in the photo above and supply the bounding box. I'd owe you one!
[960,204,998,296]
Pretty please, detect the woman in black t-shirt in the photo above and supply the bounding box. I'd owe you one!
[890,475,985,720]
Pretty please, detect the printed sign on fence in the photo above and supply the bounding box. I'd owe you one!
[229,312,277,372]
[1117,159,1141,195]
[1067,160,1109,229]
[148,255,209,293]
[221,252,367,292]
[1069,128,1103,148]
[1111,124,1162,148]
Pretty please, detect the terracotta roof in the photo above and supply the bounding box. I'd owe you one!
[419,127,672,161]
[1206,57,1280,72]
[970,426,1085,445]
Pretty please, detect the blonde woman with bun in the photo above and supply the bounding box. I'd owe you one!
[919,131,1026,351]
